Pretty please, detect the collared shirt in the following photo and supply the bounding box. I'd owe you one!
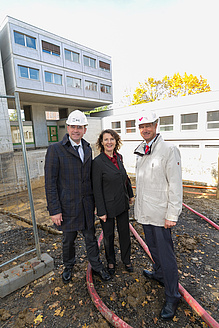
[145,135,157,148]
[69,136,84,162]
[104,152,119,169]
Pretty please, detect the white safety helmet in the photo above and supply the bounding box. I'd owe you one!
[66,110,88,126]
[137,110,158,125]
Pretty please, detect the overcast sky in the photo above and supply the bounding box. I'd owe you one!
[1,0,218,105]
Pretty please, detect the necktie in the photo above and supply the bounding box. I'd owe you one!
[145,145,149,154]
[74,145,80,154]
[74,145,84,162]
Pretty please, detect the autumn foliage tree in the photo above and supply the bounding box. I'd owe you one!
[130,73,211,105]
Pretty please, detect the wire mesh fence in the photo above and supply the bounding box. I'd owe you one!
[0,93,41,273]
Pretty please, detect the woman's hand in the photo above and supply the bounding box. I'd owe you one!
[129,197,135,205]
[99,214,107,222]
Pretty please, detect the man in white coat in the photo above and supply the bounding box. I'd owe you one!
[134,110,182,320]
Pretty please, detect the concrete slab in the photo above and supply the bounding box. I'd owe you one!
[0,253,54,298]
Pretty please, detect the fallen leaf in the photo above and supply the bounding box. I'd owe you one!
[184,309,191,317]
[49,301,60,309]
[110,292,117,301]
[173,316,179,322]
[34,314,43,324]
[54,307,62,316]
[25,292,34,298]
[153,317,158,324]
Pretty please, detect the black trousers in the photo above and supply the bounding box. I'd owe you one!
[62,226,103,272]
[100,210,131,266]
[143,224,181,303]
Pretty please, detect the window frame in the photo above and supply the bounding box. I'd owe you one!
[207,110,219,129]
[100,84,111,94]
[66,76,81,88]
[125,120,136,134]
[160,115,174,131]
[83,55,96,68]
[99,61,110,72]
[111,121,121,133]
[42,40,60,56]
[11,124,34,145]
[14,31,36,49]
[181,113,198,131]
[64,49,80,63]
[44,71,62,85]
[85,80,97,92]
[18,65,39,80]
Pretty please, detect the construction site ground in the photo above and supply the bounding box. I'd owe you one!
[0,184,218,328]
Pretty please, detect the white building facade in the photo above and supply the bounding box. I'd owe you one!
[0,16,113,149]
[100,91,219,186]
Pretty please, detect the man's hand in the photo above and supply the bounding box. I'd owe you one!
[164,219,176,229]
[51,213,63,226]
[99,214,107,222]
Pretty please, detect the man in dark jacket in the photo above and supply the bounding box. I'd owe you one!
[45,110,110,283]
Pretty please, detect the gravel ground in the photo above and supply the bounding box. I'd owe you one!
[0,189,218,328]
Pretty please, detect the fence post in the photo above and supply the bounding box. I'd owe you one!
[14,91,41,260]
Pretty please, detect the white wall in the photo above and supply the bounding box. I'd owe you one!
[101,92,219,186]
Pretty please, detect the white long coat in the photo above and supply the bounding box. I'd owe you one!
[134,134,182,227]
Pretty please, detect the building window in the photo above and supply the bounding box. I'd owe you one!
[205,145,219,148]
[64,49,80,63]
[112,121,121,133]
[45,112,59,120]
[160,115,173,131]
[99,61,110,72]
[14,31,36,49]
[84,56,96,68]
[207,110,219,129]
[100,84,111,94]
[18,65,39,80]
[66,76,81,88]
[45,71,62,85]
[42,40,60,56]
[179,145,199,148]
[125,120,136,133]
[11,125,34,144]
[85,81,97,91]
[181,113,198,130]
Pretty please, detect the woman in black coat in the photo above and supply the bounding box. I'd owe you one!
[92,129,134,275]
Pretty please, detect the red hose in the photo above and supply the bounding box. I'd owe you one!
[129,223,219,328]
[183,203,219,230]
[86,231,133,328]
[86,226,219,328]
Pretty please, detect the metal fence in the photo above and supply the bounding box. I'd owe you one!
[0,92,41,273]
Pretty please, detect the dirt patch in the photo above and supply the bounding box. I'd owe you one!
[0,188,218,327]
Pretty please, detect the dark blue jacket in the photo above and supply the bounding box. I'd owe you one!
[45,134,95,232]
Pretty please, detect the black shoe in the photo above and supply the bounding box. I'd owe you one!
[125,263,133,273]
[143,269,164,286]
[62,267,72,284]
[160,301,179,320]
[107,264,115,275]
[92,268,111,281]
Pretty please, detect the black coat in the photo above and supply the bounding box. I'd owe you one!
[92,152,134,218]
[44,134,95,232]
